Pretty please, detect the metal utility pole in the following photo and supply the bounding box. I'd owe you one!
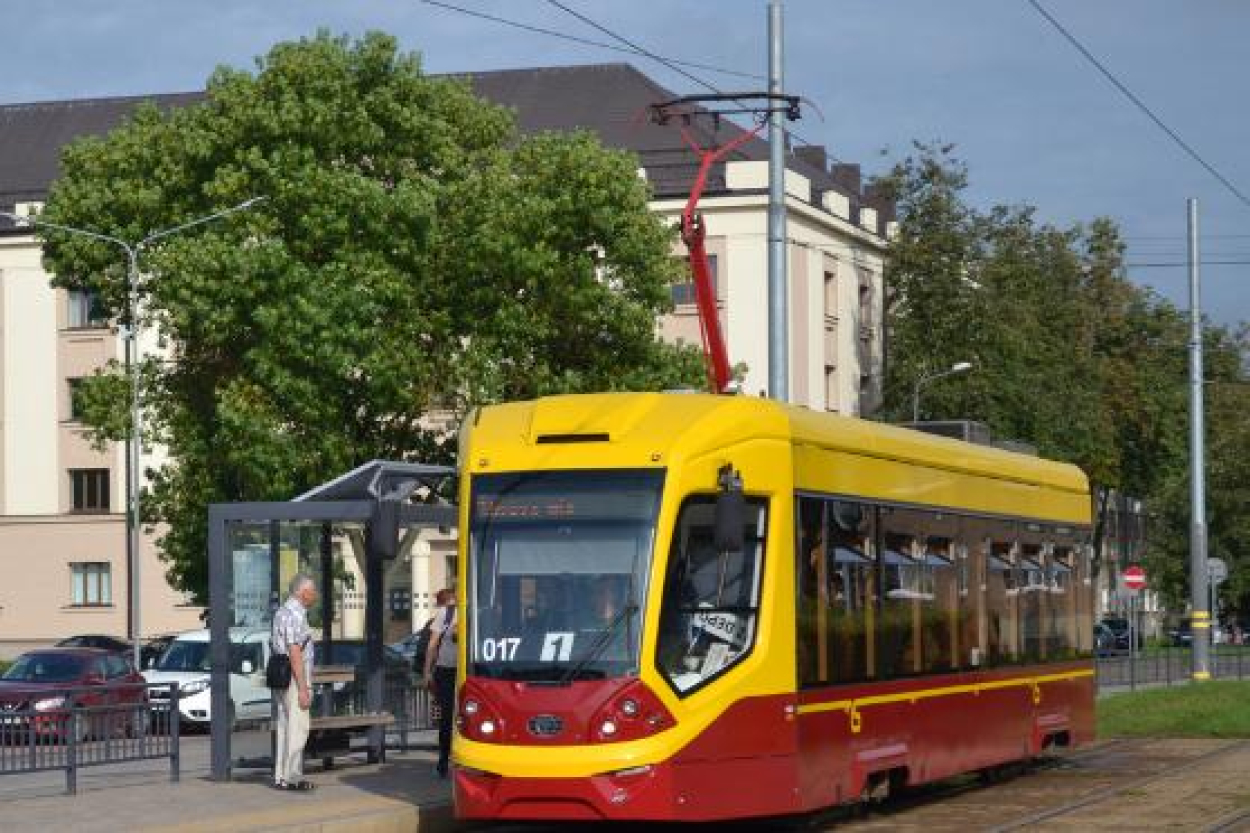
[767,0,789,402]
[1188,197,1211,681]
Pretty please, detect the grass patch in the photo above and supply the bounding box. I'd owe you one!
[0,660,10,675]
[1099,680,1250,738]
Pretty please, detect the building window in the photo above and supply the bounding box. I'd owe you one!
[858,278,873,328]
[67,289,108,329]
[825,368,839,412]
[672,254,718,306]
[70,468,110,512]
[71,562,112,606]
[68,378,86,421]
[824,270,837,320]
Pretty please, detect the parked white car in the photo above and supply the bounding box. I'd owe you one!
[142,628,271,728]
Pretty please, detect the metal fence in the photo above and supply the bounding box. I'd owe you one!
[327,675,436,746]
[1096,646,1250,692]
[0,682,180,794]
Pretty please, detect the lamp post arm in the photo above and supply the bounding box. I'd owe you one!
[139,197,266,249]
[1,211,134,258]
[912,364,971,423]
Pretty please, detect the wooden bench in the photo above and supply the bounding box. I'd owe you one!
[307,666,396,767]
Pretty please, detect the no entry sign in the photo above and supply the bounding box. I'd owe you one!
[1123,565,1147,591]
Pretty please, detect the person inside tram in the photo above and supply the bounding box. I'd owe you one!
[585,575,626,629]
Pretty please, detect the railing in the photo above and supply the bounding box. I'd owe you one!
[320,673,436,744]
[1096,646,1250,692]
[386,677,436,749]
[0,682,180,794]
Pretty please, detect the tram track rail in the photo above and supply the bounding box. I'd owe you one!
[803,738,1249,831]
[1205,805,1250,833]
[986,739,1250,832]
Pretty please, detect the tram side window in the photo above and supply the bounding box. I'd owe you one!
[825,500,874,683]
[879,522,922,678]
[657,496,768,695]
[1018,543,1046,663]
[985,539,1018,666]
[796,497,873,687]
[1051,546,1077,659]
[796,497,824,686]
[1076,544,1096,656]
[924,536,958,673]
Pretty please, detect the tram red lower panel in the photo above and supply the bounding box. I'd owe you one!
[456,752,800,822]
[795,663,1095,812]
[454,663,1094,822]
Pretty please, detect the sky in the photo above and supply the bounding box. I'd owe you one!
[2,0,1246,326]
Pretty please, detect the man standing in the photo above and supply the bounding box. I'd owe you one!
[272,573,317,791]
[423,588,457,779]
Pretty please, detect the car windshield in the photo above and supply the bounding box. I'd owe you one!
[467,469,662,681]
[2,653,88,682]
[155,640,211,672]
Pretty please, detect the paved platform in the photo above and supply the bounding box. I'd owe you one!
[0,744,454,833]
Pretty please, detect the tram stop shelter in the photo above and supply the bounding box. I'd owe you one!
[206,460,457,781]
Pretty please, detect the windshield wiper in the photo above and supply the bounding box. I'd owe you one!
[558,602,639,685]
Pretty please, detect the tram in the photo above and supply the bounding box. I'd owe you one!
[453,392,1095,821]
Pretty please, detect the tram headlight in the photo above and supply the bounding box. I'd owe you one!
[599,719,618,737]
[463,699,480,716]
[619,698,639,717]
[479,719,497,736]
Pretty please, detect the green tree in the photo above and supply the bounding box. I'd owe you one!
[878,144,1114,480]
[44,32,701,599]
[877,143,1250,617]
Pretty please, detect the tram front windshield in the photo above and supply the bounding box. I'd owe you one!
[468,470,662,681]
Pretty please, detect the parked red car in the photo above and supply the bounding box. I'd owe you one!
[0,648,148,741]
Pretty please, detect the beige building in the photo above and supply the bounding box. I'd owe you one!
[0,216,202,657]
[0,64,890,656]
[653,157,889,412]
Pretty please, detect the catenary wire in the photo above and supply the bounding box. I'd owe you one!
[417,0,766,82]
[1028,0,1250,212]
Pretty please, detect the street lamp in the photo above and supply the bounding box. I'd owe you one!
[2,198,264,670]
[912,361,973,422]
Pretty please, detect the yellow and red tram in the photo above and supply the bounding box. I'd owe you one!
[453,392,1094,821]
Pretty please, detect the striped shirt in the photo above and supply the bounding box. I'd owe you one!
[272,597,314,681]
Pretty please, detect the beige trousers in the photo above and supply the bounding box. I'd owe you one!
[274,683,309,785]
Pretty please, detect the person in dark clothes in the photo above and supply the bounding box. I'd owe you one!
[423,588,457,779]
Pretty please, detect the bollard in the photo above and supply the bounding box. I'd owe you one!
[66,709,79,795]
[170,683,181,783]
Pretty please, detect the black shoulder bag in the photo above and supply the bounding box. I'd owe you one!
[265,650,292,690]
[265,634,309,690]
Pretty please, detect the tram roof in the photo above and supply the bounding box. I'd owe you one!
[467,392,1089,498]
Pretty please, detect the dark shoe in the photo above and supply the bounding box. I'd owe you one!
[435,763,448,779]
[280,780,315,791]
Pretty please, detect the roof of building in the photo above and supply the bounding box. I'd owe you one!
[0,92,203,206]
[0,63,891,235]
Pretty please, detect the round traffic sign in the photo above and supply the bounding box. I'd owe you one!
[1123,565,1147,591]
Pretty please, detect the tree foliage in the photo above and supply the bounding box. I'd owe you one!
[879,143,1249,616]
[44,32,701,598]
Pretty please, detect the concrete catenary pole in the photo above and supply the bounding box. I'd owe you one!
[767,0,788,402]
[1188,197,1211,680]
